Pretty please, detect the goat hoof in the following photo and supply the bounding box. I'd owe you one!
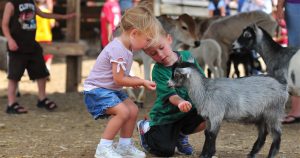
[247,154,256,158]
[200,154,213,158]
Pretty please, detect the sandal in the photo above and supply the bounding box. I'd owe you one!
[6,102,28,114]
[37,98,57,111]
[282,115,300,124]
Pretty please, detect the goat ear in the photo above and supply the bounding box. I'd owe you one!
[251,23,259,32]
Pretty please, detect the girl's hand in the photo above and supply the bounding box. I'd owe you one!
[7,38,18,51]
[178,101,192,112]
[143,80,156,90]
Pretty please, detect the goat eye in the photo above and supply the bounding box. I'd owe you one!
[243,32,251,38]
[182,26,187,30]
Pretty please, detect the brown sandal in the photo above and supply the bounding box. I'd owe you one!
[6,102,28,114]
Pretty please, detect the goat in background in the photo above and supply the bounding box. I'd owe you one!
[202,11,277,76]
[182,16,224,78]
[190,39,223,78]
[169,60,288,158]
[232,24,299,95]
[288,50,300,96]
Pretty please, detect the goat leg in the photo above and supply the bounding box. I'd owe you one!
[267,128,281,158]
[200,129,218,158]
[248,122,268,158]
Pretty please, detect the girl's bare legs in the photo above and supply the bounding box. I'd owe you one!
[120,99,139,138]
[103,102,130,139]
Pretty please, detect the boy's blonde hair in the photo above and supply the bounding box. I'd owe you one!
[120,2,160,48]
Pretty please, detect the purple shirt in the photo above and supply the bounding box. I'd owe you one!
[84,38,133,91]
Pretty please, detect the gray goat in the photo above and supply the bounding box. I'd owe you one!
[168,61,288,158]
[232,24,299,94]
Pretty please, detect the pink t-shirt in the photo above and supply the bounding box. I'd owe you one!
[84,38,133,91]
[100,1,121,47]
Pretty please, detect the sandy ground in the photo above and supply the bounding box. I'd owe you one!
[0,56,300,158]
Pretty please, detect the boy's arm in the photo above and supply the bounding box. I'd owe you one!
[169,95,192,112]
[35,4,76,20]
[2,2,18,51]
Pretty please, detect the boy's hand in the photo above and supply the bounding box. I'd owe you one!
[143,80,156,90]
[7,38,18,51]
[178,101,192,112]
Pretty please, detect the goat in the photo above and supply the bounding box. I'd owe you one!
[288,50,300,96]
[190,39,223,78]
[157,14,200,50]
[194,16,223,40]
[168,60,288,158]
[227,49,263,78]
[202,11,277,75]
[232,24,300,95]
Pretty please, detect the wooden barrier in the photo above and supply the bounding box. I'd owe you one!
[40,42,86,92]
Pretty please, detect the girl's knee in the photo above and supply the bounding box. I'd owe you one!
[116,108,130,120]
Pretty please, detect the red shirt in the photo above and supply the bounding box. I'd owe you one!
[100,1,121,47]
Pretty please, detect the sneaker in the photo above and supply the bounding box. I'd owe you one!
[115,144,146,158]
[136,119,150,152]
[176,133,193,155]
[94,144,122,158]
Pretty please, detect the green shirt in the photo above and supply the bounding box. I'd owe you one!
[149,51,205,126]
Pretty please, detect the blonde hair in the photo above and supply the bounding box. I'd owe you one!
[120,2,160,47]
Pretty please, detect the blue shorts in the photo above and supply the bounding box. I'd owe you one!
[83,88,129,120]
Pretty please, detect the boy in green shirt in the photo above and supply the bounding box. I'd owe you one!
[137,25,206,157]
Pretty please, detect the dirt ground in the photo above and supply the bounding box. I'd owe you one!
[1,56,300,158]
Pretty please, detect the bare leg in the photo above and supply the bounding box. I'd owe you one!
[287,96,300,116]
[120,99,139,138]
[103,102,131,139]
[8,80,18,105]
[36,77,47,100]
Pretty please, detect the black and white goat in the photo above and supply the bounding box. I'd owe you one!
[168,60,288,158]
[232,24,300,95]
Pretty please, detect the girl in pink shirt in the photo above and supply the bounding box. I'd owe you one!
[84,2,160,158]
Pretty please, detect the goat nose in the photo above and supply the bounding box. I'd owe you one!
[194,41,201,47]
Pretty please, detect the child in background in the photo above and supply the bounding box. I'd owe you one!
[2,0,75,114]
[100,0,121,48]
[137,24,206,157]
[83,3,160,158]
[35,0,55,74]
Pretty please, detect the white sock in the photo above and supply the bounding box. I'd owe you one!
[118,137,131,146]
[99,139,113,147]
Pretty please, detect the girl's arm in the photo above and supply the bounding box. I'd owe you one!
[35,4,76,20]
[2,2,18,51]
[112,62,156,90]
